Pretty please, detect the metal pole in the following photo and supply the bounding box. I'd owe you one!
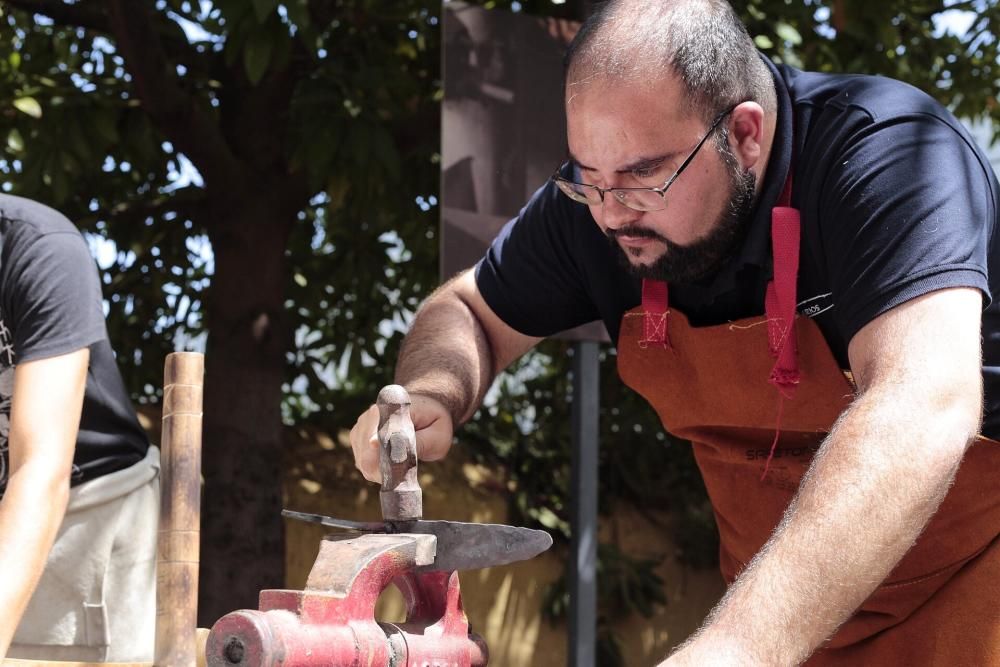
[570,340,600,667]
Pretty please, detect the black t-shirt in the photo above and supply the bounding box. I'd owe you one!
[0,195,149,496]
[476,59,1000,437]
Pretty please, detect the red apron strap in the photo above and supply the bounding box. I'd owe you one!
[761,169,801,479]
[640,279,669,348]
[765,164,800,395]
[765,202,801,396]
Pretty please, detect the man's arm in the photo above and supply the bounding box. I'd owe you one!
[351,268,541,481]
[665,286,983,666]
[0,348,89,658]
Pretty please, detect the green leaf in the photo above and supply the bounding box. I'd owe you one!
[251,0,278,23]
[66,127,93,163]
[13,96,42,118]
[754,34,774,50]
[269,25,294,72]
[327,177,350,210]
[6,129,24,153]
[775,22,802,46]
[90,111,120,146]
[8,52,20,69]
[48,163,69,204]
[284,0,311,29]
[243,29,274,85]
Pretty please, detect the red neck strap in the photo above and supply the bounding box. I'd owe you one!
[765,171,800,395]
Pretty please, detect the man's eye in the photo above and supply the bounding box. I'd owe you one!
[631,165,661,180]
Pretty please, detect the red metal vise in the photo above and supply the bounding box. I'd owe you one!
[206,387,551,666]
[205,532,489,666]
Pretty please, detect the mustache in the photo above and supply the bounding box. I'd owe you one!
[605,225,669,244]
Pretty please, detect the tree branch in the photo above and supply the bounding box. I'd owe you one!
[3,1,217,97]
[106,0,245,197]
[75,185,208,230]
[1,0,110,33]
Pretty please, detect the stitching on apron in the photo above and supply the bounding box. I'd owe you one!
[879,542,990,590]
[728,318,776,331]
[627,311,670,349]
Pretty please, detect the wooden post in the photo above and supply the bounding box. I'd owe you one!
[155,352,204,667]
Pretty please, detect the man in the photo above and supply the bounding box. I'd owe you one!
[352,0,1000,663]
[0,194,157,662]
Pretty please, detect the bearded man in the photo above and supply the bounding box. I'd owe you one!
[352,0,1000,663]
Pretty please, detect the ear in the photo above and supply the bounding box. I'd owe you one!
[728,102,765,171]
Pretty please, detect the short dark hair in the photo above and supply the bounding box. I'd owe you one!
[565,0,776,122]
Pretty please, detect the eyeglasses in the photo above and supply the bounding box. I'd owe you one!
[552,105,737,212]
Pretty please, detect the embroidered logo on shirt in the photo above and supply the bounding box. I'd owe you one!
[797,292,834,318]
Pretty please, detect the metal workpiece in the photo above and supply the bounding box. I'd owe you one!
[283,510,553,573]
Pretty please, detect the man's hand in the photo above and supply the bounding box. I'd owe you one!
[350,269,540,484]
[350,394,455,483]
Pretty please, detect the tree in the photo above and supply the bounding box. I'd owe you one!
[0,0,441,623]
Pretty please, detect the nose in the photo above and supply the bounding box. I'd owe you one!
[593,193,641,231]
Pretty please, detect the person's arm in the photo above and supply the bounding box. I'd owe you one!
[0,347,89,658]
[663,286,983,666]
[351,268,542,481]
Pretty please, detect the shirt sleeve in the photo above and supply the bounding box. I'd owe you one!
[475,178,604,337]
[6,231,107,363]
[814,113,997,344]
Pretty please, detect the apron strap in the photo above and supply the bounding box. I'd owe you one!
[764,169,801,397]
[761,169,800,479]
[639,279,669,348]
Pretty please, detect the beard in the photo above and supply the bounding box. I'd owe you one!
[606,152,757,285]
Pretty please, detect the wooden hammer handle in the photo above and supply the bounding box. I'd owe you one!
[155,352,204,667]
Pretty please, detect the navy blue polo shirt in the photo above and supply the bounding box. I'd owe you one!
[475,58,1000,437]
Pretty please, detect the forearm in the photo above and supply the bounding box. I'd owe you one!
[395,279,496,426]
[0,349,89,657]
[0,464,71,657]
[678,388,977,665]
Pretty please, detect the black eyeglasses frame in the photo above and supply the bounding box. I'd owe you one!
[552,104,740,212]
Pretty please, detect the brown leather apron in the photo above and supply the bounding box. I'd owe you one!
[616,179,1000,664]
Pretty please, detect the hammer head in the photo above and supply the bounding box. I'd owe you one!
[376,385,422,521]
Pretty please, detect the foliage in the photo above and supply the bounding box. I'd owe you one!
[0,0,444,617]
[0,0,441,405]
[742,0,1000,140]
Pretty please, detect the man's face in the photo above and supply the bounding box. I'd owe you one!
[566,75,756,284]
